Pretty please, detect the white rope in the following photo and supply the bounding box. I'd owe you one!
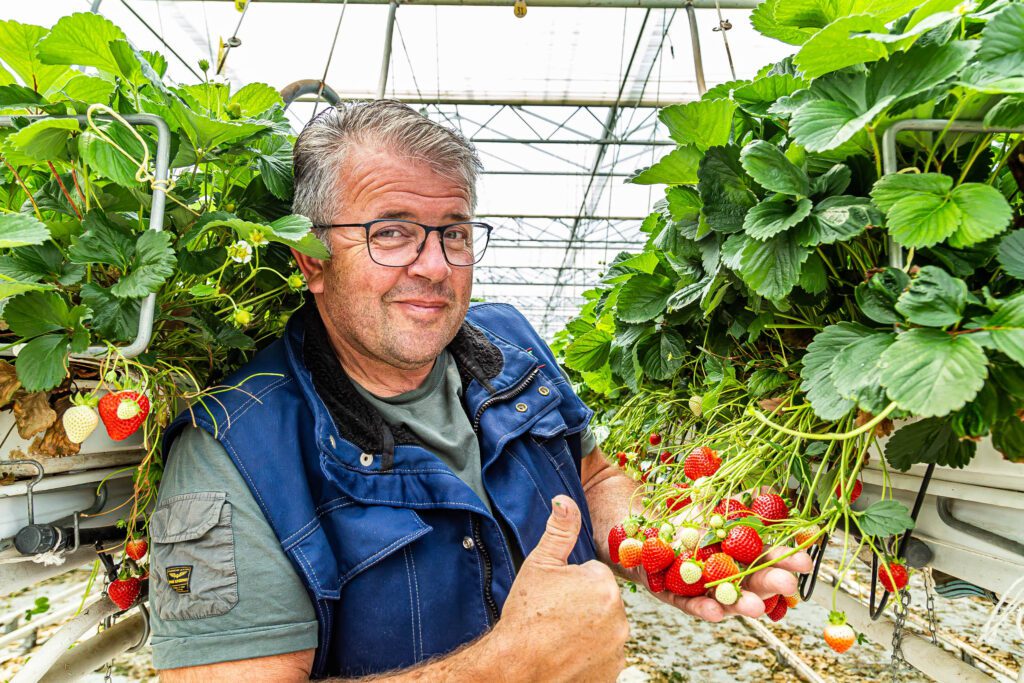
[979,573,1024,644]
[0,550,67,566]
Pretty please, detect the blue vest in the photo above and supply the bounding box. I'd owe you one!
[163,302,596,678]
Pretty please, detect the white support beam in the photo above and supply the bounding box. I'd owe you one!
[162,0,760,7]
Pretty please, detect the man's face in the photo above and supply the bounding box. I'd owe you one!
[306,147,474,371]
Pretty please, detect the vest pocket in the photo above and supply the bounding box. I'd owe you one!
[150,491,239,620]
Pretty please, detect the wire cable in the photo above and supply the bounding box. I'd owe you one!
[713,0,737,79]
[216,0,253,75]
[311,0,350,119]
[117,0,202,80]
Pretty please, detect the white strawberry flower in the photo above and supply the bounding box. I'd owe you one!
[227,240,253,264]
[248,229,268,247]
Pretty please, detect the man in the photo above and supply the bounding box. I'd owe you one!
[150,100,811,682]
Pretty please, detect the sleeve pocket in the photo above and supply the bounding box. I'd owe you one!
[150,491,239,621]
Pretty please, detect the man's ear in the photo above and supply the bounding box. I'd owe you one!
[291,247,329,294]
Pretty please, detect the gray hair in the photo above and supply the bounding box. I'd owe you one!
[291,100,483,252]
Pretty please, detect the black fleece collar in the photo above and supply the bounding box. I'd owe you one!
[300,299,503,463]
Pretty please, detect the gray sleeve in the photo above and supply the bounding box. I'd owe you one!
[580,425,597,456]
[149,427,318,670]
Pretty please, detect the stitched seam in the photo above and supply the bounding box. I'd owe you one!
[224,376,295,423]
[506,450,552,510]
[284,521,322,550]
[408,549,423,658]
[342,499,489,513]
[492,520,516,587]
[403,549,419,661]
[316,499,356,516]
[295,545,323,593]
[470,513,486,620]
[219,439,269,512]
[341,527,430,584]
[282,516,320,547]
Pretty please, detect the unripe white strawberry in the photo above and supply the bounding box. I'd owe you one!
[679,559,703,585]
[677,526,701,550]
[688,395,703,417]
[709,514,725,529]
[63,394,99,444]
[116,397,142,420]
[715,582,740,605]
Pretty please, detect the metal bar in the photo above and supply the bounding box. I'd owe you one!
[10,596,121,683]
[117,0,203,81]
[936,497,1024,557]
[39,611,147,683]
[377,0,400,99]
[880,119,1024,268]
[292,93,689,107]
[473,137,675,145]
[685,2,707,95]
[0,114,170,360]
[479,213,647,219]
[280,79,343,108]
[482,170,634,177]
[160,0,762,7]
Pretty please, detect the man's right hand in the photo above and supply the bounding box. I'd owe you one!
[491,495,630,683]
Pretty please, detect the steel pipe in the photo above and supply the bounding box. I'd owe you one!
[377,0,399,99]
[154,0,761,7]
[11,596,121,683]
[685,2,707,95]
[38,611,147,682]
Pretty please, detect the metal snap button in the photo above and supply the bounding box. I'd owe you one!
[359,452,374,467]
[462,536,475,550]
[538,386,550,396]
[328,435,336,449]
[515,402,528,413]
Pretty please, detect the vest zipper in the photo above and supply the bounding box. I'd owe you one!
[471,365,542,432]
[473,516,500,625]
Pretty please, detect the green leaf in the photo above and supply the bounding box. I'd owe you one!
[799,252,828,294]
[992,417,1024,463]
[830,331,896,407]
[169,100,270,151]
[889,193,963,248]
[0,279,52,299]
[894,266,967,327]
[796,195,879,246]
[946,184,1013,248]
[870,173,952,212]
[36,12,126,74]
[658,100,736,151]
[268,214,313,241]
[564,328,613,372]
[880,329,988,416]
[698,145,760,233]
[793,15,889,79]
[665,186,702,222]
[229,82,284,117]
[628,146,703,185]
[974,3,1024,77]
[0,20,73,92]
[998,230,1024,279]
[68,211,134,267]
[80,283,140,341]
[638,329,687,381]
[736,231,812,299]
[856,500,915,537]
[884,418,977,471]
[253,136,293,200]
[8,119,79,162]
[78,125,148,188]
[743,195,813,240]
[616,273,674,323]
[732,74,808,116]
[748,367,790,397]
[0,213,50,248]
[801,322,874,420]
[56,74,115,106]
[15,334,69,392]
[986,294,1024,366]
[811,164,852,198]
[750,0,824,45]
[790,42,977,152]
[203,215,330,259]
[983,96,1024,128]
[4,290,78,338]
[855,267,909,324]
[740,141,810,198]
[110,231,176,299]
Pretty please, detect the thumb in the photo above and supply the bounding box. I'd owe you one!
[524,495,582,569]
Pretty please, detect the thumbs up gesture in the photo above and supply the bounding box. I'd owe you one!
[492,496,629,682]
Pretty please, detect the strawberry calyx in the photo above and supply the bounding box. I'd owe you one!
[70,392,99,409]
[828,610,848,626]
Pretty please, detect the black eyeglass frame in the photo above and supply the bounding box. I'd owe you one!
[313,219,493,267]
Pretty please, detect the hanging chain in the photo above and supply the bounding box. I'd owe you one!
[923,568,939,645]
[889,589,911,682]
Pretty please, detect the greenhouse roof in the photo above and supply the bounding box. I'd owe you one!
[10,0,795,338]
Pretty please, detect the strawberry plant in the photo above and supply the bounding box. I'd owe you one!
[558,0,1024,652]
[0,13,327,552]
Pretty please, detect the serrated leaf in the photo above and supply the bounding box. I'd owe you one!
[748,367,790,397]
[80,283,140,341]
[986,294,1024,366]
[974,3,1024,77]
[992,416,1024,463]
[737,231,812,300]
[698,145,760,234]
[894,266,967,327]
[831,332,896,406]
[0,243,84,286]
[880,329,988,416]
[998,230,1024,279]
[638,329,687,381]
[856,499,915,537]
[799,252,828,294]
[946,184,1013,248]
[68,211,134,267]
[110,231,175,298]
[0,213,50,248]
[793,15,889,79]
[658,99,736,151]
[36,12,126,74]
[801,322,874,420]
[811,164,852,198]
[740,140,809,196]
[0,20,72,93]
[15,334,69,392]
[855,267,910,324]
[616,273,674,323]
[871,173,952,212]
[3,290,79,338]
[983,96,1024,128]
[0,279,52,299]
[78,125,148,188]
[732,74,808,117]
[169,99,269,151]
[665,186,702,222]
[629,146,702,185]
[796,195,878,246]
[56,74,115,106]
[200,215,329,259]
[884,418,977,471]
[564,328,613,372]
[750,0,822,45]
[744,195,813,240]
[230,82,284,117]
[253,136,293,200]
[8,119,79,162]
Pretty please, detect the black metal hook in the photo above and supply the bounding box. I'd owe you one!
[798,532,829,601]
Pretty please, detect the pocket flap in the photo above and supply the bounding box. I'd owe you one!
[151,491,227,543]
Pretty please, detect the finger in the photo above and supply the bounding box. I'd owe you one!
[743,567,800,598]
[665,595,726,622]
[722,590,768,618]
[763,547,815,573]
[524,496,581,569]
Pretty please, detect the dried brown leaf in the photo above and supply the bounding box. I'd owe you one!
[0,360,21,409]
[758,397,787,413]
[13,391,56,440]
[30,396,80,458]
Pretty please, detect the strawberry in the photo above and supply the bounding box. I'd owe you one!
[762,594,780,614]
[714,582,740,605]
[767,598,788,622]
[62,394,99,444]
[608,524,628,564]
[666,483,691,511]
[660,450,674,464]
[107,577,141,610]
[646,568,667,593]
[677,525,701,550]
[823,611,856,653]
[643,526,660,539]
[641,536,676,574]
[701,552,739,584]
[98,391,150,441]
[618,538,643,568]
[616,451,628,468]
[695,543,721,562]
[679,559,703,585]
[683,447,721,480]
[125,538,148,561]
[713,498,752,520]
[666,554,707,596]
[835,479,863,504]
[877,561,909,592]
[784,594,800,608]
[722,525,763,565]
[751,493,789,525]
[794,524,821,547]
[649,433,662,446]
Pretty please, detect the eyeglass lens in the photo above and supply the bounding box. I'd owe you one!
[367,221,489,266]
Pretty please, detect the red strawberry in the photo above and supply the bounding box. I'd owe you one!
[877,561,909,592]
[107,577,141,610]
[660,450,674,464]
[767,598,788,622]
[616,451,628,468]
[646,568,667,593]
[608,524,627,564]
[649,433,662,446]
[713,498,753,520]
[701,552,740,584]
[751,493,789,525]
[641,536,676,573]
[722,525,763,565]
[835,479,863,504]
[824,611,856,653]
[784,594,800,608]
[762,594,780,614]
[683,447,721,480]
[125,538,148,561]
[98,391,150,441]
[695,543,722,562]
[794,524,821,547]
[666,553,707,596]
[643,526,660,539]
[666,483,692,511]
[618,538,643,568]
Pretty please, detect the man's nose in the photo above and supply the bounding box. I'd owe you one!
[408,231,452,282]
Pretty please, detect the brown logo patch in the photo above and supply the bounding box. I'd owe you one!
[166,565,193,594]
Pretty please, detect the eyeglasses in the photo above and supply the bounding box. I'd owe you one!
[314,219,492,267]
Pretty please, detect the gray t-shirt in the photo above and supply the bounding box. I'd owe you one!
[150,355,596,670]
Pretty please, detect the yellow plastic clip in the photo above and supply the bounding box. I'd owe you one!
[514,0,527,18]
